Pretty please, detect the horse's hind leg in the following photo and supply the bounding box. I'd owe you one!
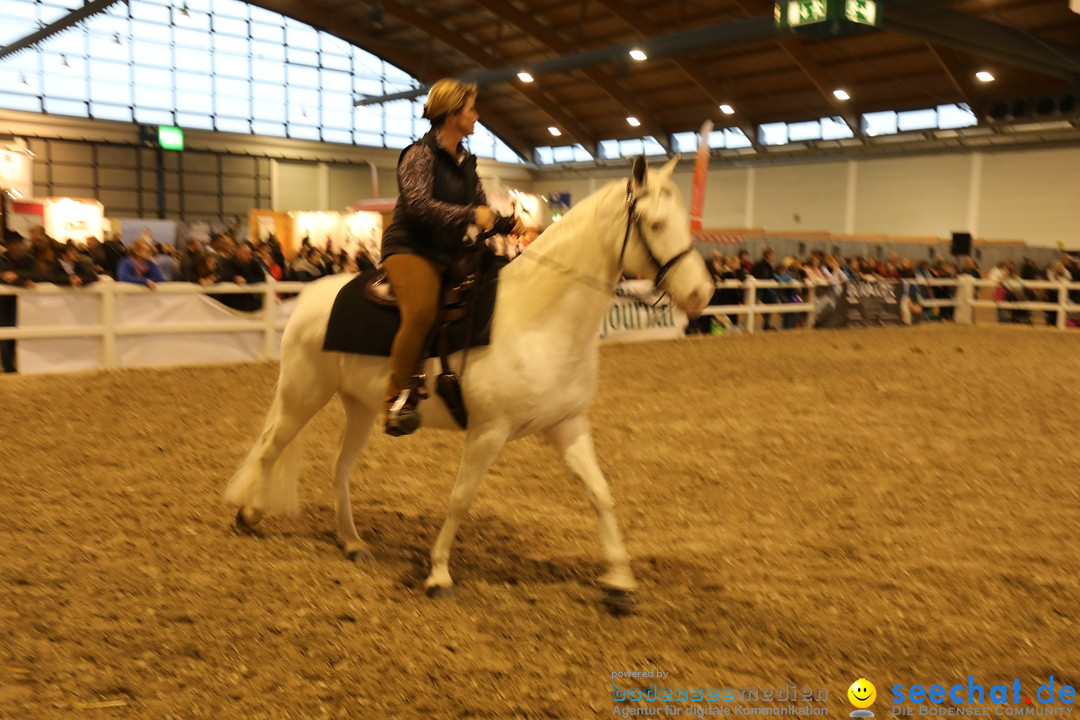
[332,395,377,561]
[424,425,509,596]
[546,414,637,609]
[226,376,335,527]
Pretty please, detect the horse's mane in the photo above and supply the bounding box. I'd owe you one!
[496,179,626,324]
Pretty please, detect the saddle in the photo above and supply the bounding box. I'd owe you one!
[364,240,493,429]
[362,240,489,324]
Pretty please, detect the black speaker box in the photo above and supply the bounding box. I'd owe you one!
[951,232,972,256]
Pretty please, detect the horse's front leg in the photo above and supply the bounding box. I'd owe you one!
[424,425,509,597]
[546,414,637,613]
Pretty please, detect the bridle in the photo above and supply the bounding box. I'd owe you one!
[618,180,696,293]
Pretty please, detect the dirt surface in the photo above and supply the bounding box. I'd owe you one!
[2,325,1079,719]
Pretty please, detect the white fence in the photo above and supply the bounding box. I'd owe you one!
[698,275,1080,331]
[2,274,1077,375]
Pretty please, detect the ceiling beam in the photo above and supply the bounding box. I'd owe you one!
[884,6,1080,84]
[926,43,987,120]
[0,0,125,61]
[590,0,763,152]
[245,0,535,159]
[380,0,598,153]
[354,16,778,103]
[777,36,863,136]
[467,0,677,155]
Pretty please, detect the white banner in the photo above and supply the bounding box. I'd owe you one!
[599,280,688,342]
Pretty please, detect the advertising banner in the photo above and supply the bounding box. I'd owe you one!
[814,281,904,328]
[600,280,688,342]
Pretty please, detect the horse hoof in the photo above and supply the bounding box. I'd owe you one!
[426,585,456,599]
[234,508,260,534]
[602,588,635,616]
[345,548,373,563]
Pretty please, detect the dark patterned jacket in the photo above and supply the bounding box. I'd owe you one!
[380,129,486,268]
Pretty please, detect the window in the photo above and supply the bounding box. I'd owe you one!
[0,0,521,162]
[759,122,788,146]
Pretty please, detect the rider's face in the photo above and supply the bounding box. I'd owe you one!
[450,97,479,137]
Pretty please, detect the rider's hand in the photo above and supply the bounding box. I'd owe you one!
[511,216,525,236]
[474,205,496,231]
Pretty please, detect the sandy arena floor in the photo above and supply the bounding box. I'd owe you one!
[2,324,1079,719]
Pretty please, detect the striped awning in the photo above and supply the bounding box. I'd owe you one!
[693,232,744,244]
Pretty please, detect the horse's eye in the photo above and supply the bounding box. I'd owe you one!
[650,221,666,233]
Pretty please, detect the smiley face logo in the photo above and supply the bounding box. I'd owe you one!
[848,678,877,709]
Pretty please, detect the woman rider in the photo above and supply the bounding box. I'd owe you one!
[381,78,520,436]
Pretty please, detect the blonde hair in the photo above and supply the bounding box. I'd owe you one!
[422,79,477,127]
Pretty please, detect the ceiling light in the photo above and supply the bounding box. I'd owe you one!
[833,89,850,101]
[517,71,534,83]
[626,116,641,127]
[548,126,562,137]
[976,71,995,82]
[628,49,647,61]
[719,104,735,115]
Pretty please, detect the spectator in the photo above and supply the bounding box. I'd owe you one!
[751,248,777,331]
[1,231,41,373]
[773,257,799,330]
[180,239,204,283]
[28,225,64,274]
[195,253,221,287]
[154,244,178,282]
[100,233,127,278]
[46,242,98,287]
[218,241,264,311]
[117,238,164,289]
[289,246,324,282]
[256,245,282,281]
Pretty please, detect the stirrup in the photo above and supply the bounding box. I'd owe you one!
[385,389,421,437]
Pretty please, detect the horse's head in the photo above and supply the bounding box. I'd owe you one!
[621,155,713,316]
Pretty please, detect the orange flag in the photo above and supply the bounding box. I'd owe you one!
[689,119,713,231]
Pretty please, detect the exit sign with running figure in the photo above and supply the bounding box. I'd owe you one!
[776,0,882,37]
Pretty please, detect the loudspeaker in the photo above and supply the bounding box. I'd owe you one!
[951,232,972,256]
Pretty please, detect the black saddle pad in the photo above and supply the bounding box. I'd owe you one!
[322,256,508,357]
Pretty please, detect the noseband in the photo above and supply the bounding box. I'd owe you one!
[618,180,695,292]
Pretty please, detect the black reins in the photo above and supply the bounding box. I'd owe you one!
[619,180,695,292]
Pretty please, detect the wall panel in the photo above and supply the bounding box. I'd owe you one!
[853,155,969,238]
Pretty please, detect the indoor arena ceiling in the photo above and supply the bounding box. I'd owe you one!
[241,0,1080,162]
[12,0,1080,164]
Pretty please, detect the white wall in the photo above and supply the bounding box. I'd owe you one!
[535,147,1080,247]
[854,155,971,238]
[980,148,1080,247]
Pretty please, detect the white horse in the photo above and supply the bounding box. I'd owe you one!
[224,155,713,610]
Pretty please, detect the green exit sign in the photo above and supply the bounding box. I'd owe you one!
[776,0,881,36]
[157,125,184,151]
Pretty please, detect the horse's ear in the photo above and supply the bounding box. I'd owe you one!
[657,154,680,183]
[631,154,647,190]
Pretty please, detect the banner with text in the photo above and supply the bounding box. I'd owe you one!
[814,280,905,329]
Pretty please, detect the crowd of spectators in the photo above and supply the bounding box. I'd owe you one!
[0,225,381,372]
[687,248,1080,334]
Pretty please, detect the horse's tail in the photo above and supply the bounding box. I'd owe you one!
[223,389,305,516]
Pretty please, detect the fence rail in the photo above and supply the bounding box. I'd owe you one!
[2,274,1078,374]
[698,275,1080,331]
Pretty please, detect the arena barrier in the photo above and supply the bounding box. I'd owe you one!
[0,277,689,375]
[2,275,1076,375]
[698,275,1080,332]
